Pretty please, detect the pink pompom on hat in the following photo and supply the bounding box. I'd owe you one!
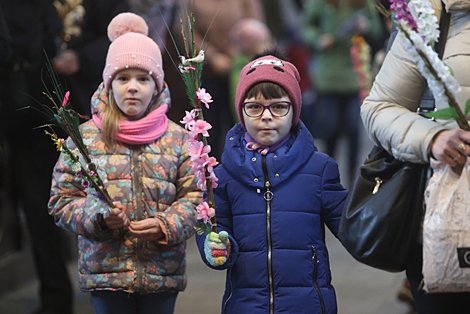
[235,55,302,128]
[103,12,164,92]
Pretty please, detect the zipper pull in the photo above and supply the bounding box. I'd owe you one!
[372,177,383,194]
[264,181,273,201]
[311,246,317,263]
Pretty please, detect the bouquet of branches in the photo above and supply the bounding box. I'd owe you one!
[166,2,219,235]
[389,0,470,130]
[28,58,116,222]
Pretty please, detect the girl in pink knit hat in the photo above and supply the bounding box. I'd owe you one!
[48,12,201,314]
[195,50,348,314]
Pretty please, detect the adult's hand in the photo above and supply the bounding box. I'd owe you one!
[431,129,470,166]
[52,49,80,76]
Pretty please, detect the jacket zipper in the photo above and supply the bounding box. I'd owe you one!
[132,149,144,293]
[262,155,274,314]
[222,267,233,314]
[312,246,325,314]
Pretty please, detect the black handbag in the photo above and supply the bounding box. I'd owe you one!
[337,2,450,272]
[338,147,428,272]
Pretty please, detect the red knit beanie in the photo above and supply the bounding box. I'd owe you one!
[235,55,302,128]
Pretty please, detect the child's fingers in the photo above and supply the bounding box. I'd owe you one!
[129,219,157,231]
[128,219,160,241]
[104,210,129,229]
[109,208,123,216]
[112,201,125,211]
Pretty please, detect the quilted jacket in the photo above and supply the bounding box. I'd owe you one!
[48,86,201,294]
[196,121,348,314]
[361,0,470,163]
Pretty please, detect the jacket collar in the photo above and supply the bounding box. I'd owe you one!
[220,120,317,188]
[443,0,470,12]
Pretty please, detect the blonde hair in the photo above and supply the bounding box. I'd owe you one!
[101,89,121,147]
[101,86,161,147]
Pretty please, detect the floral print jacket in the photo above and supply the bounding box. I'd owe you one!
[48,86,201,294]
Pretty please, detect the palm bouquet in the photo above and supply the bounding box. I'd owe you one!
[164,1,219,234]
[389,0,470,130]
[26,57,115,221]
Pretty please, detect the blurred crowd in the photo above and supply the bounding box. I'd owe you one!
[0,0,391,313]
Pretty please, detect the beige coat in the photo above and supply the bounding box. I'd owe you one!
[361,0,470,163]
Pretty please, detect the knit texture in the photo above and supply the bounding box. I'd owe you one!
[235,55,302,128]
[204,231,230,266]
[103,12,164,91]
[92,103,168,145]
[91,83,170,145]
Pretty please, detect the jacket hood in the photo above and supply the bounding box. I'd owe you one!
[90,81,171,119]
[220,120,317,188]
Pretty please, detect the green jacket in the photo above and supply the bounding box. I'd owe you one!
[302,0,382,93]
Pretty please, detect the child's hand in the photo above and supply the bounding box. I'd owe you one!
[101,202,129,229]
[204,231,231,266]
[128,218,164,241]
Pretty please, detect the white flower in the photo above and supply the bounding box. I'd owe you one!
[89,157,108,184]
[409,0,439,45]
[71,161,81,172]
[83,138,94,146]
[400,23,461,108]
[86,192,112,218]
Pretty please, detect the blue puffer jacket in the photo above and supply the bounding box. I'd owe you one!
[196,121,348,314]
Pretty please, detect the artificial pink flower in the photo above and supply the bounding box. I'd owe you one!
[188,141,211,158]
[81,179,90,188]
[192,154,219,173]
[206,156,219,172]
[192,155,209,172]
[88,171,95,177]
[190,120,212,138]
[209,171,218,188]
[76,171,83,179]
[195,167,219,190]
[197,201,215,223]
[62,91,70,107]
[197,88,213,109]
[180,110,196,130]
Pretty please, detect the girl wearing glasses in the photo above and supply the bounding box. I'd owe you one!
[196,52,348,314]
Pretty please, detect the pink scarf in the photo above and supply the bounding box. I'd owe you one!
[245,132,291,155]
[93,103,169,145]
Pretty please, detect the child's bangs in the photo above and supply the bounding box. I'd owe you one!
[245,82,288,100]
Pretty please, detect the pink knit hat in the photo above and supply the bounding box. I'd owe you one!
[235,55,302,128]
[103,12,164,92]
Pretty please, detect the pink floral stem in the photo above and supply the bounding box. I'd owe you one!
[193,95,218,233]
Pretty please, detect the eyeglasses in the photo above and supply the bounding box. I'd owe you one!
[242,101,292,118]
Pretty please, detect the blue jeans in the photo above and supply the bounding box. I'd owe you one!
[91,290,178,314]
